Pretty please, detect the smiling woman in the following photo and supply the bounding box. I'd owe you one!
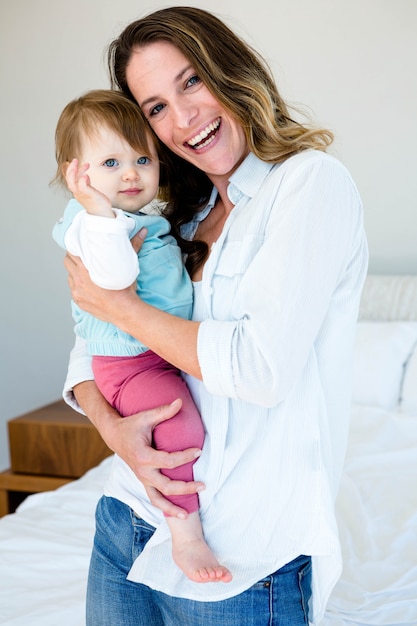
[62,6,368,626]
[125,41,249,189]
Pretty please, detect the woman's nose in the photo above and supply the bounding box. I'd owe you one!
[172,100,198,129]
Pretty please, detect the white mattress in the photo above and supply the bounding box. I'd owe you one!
[0,457,111,626]
[323,405,417,626]
[1,405,416,625]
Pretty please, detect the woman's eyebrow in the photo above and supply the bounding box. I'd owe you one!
[139,65,194,109]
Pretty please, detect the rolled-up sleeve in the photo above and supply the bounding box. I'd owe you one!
[198,152,368,406]
[63,335,93,413]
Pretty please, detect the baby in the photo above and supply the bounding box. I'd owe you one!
[52,89,231,584]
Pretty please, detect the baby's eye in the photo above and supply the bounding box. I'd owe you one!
[103,158,119,167]
[137,156,150,165]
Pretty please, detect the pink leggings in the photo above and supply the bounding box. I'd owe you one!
[92,351,205,515]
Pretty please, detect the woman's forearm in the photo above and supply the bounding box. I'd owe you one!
[112,290,202,379]
[65,250,203,379]
[73,380,121,451]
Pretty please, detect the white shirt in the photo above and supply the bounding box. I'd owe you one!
[64,150,368,624]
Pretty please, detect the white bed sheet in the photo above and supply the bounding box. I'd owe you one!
[1,406,416,626]
[323,406,417,626]
[0,457,111,626]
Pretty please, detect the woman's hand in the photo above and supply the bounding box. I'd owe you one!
[65,229,201,378]
[64,229,147,325]
[75,382,204,518]
[107,398,205,518]
[64,250,129,323]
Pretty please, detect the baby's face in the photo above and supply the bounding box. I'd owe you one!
[79,126,160,213]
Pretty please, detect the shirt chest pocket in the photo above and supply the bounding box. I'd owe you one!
[213,235,264,278]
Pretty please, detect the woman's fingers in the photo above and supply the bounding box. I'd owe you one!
[130,227,148,253]
[127,399,204,476]
[144,474,204,519]
[64,251,90,293]
[145,485,190,519]
[101,399,205,518]
[121,400,205,517]
[142,397,182,431]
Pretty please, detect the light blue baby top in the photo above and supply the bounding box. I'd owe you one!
[53,199,193,356]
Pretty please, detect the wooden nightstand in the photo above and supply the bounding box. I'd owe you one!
[0,399,112,517]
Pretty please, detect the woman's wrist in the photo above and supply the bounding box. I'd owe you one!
[73,380,120,451]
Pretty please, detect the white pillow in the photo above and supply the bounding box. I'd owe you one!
[401,348,417,413]
[352,322,417,409]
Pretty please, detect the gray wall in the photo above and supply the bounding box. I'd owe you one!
[1,0,416,469]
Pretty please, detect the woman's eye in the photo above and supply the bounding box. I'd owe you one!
[149,103,165,117]
[103,158,118,167]
[186,74,200,88]
[137,156,150,165]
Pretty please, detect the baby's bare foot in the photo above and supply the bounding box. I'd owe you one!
[172,537,232,583]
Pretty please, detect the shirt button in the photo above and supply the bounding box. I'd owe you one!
[228,186,243,204]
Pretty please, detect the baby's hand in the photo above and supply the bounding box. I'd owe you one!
[65,158,113,218]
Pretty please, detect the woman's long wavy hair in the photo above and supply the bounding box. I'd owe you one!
[107,6,334,275]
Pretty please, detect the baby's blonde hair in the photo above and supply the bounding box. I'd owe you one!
[53,89,161,188]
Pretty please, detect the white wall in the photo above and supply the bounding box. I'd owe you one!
[1,0,416,469]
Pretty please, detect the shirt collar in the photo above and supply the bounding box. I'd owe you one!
[181,153,275,239]
[201,153,274,218]
[227,152,275,205]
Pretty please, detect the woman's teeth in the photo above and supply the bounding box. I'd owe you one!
[187,119,220,149]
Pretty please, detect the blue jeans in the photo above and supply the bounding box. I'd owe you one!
[87,496,312,625]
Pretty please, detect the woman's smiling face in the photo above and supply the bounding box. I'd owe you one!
[126,41,249,186]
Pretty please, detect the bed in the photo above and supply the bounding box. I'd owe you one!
[1,274,417,626]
